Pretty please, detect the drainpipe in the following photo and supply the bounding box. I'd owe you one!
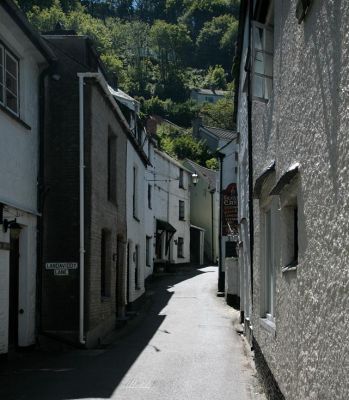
[78,73,86,345]
[37,64,53,336]
[217,152,225,293]
[210,189,215,263]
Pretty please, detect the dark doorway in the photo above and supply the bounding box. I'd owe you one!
[9,234,19,347]
[126,242,130,304]
[190,227,200,264]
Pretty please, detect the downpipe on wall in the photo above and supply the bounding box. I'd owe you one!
[78,73,86,346]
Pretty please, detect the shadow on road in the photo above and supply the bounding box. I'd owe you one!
[0,265,213,400]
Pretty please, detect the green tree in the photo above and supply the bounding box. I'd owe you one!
[150,20,192,81]
[196,14,238,70]
[200,96,235,130]
[204,65,227,90]
[179,0,231,37]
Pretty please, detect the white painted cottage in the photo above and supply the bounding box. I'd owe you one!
[153,150,191,269]
[110,88,154,308]
[0,0,54,355]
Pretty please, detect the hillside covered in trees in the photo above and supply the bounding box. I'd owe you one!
[17,0,239,165]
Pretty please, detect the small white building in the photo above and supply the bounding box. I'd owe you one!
[153,150,191,269]
[191,88,227,104]
[110,87,154,307]
[183,159,219,264]
[0,0,54,354]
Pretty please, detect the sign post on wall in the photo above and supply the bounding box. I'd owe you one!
[222,183,238,237]
[45,262,78,276]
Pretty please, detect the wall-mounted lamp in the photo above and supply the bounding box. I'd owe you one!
[191,173,199,186]
[0,204,22,238]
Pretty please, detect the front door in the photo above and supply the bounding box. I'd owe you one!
[8,235,19,347]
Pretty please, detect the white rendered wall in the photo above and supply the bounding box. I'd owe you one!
[144,141,155,279]
[153,150,191,264]
[242,1,349,399]
[126,141,147,303]
[0,6,46,353]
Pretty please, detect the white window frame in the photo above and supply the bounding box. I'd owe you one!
[177,237,184,258]
[252,21,274,102]
[0,44,19,116]
[133,165,139,220]
[260,205,276,331]
[179,200,185,220]
[146,236,151,267]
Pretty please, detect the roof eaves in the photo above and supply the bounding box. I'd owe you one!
[2,0,57,62]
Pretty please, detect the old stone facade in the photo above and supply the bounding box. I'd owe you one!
[236,1,349,399]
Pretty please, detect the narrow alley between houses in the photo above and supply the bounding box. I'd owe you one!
[0,265,264,400]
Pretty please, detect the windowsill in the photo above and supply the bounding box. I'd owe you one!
[179,219,185,221]
[252,96,270,104]
[0,103,31,130]
[259,317,276,336]
[282,261,298,273]
[178,256,184,259]
[135,285,141,291]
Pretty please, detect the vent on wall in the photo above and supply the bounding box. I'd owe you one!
[296,0,313,23]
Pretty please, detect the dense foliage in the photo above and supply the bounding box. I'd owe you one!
[18,0,239,165]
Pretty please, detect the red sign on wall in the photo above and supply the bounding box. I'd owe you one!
[222,183,238,236]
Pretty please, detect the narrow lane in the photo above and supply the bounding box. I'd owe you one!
[0,266,265,400]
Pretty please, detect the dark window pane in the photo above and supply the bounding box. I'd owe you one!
[6,72,17,94]
[6,89,17,113]
[5,53,17,77]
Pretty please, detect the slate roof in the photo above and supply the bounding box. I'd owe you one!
[2,0,56,62]
[192,88,227,96]
[201,126,237,141]
[185,159,217,189]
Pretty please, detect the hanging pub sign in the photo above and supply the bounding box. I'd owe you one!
[222,183,238,236]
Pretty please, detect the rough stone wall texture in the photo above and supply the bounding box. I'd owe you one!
[85,82,126,346]
[236,12,252,320]
[249,1,349,399]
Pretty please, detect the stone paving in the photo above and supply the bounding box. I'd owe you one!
[0,265,266,400]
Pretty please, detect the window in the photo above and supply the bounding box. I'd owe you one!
[0,45,19,115]
[179,169,184,188]
[101,230,111,297]
[252,22,274,101]
[179,200,185,220]
[146,236,151,267]
[282,205,298,271]
[135,244,140,289]
[148,184,152,209]
[263,209,275,320]
[296,0,313,23]
[177,237,184,258]
[108,133,117,204]
[133,166,139,219]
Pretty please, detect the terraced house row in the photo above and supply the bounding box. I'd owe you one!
[0,0,194,354]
